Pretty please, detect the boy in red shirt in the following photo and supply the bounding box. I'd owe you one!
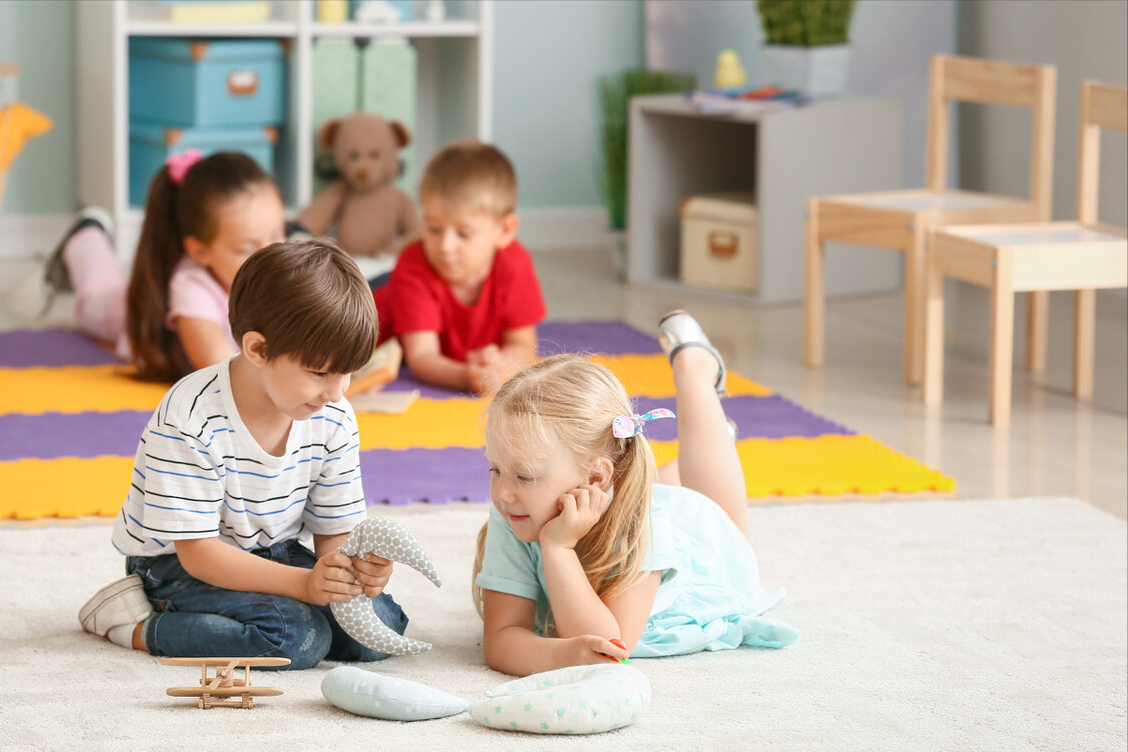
[375,141,546,394]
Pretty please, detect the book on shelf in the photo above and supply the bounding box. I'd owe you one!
[687,85,809,115]
[133,1,272,23]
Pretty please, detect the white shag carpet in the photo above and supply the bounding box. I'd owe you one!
[0,497,1124,752]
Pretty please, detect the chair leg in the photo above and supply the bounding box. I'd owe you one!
[1073,289,1096,400]
[922,249,946,405]
[1025,290,1048,373]
[803,200,825,369]
[988,277,1015,427]
[904,225,926,385]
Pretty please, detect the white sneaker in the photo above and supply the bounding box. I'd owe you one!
[44,206,115,294]
[78,574,153,638]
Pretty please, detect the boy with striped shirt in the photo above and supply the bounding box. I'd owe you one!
[79,238,407,669]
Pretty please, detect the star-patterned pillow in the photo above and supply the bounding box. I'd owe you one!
[466,663,651,734]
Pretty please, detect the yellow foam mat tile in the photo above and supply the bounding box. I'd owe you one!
[357,397,487,450]
[0,456,133,519]
[1,365,167,415]
[649,434,956,498]
[589,355,770,398]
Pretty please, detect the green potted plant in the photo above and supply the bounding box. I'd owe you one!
[596,68,695,233]
[756,0,856,97]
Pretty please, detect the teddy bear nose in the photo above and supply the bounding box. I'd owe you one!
[355,168,369,182]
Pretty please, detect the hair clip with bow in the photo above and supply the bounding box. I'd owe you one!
[612,408,675,439]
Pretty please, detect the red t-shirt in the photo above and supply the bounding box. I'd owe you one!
[375,239,546,362]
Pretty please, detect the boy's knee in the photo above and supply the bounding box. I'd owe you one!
[259,599,333,670]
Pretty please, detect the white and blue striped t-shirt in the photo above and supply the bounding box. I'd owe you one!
[111,358,368,558]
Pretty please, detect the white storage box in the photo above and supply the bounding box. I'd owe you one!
[680,191,758,292]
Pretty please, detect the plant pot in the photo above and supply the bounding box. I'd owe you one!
[763,44,851,98]
[608,227,628,281]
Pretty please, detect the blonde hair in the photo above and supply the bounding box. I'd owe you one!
[419,140,517,218]
[472,355,657,622]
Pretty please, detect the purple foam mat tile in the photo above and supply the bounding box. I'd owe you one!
[0,328,119,368]
[381,369,471,400]
[360,446,490,505]
[538,320,663,357]
[0,410,148,461]
[630,394,855,441]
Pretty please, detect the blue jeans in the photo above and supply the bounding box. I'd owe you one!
[126,538,408,670]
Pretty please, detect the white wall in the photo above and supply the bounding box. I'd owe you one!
[0,0,75,216]
[644,0,959,190]
[958,0,1127,227]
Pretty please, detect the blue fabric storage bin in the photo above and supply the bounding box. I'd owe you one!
[129,38,286,127]
[129,123,278,206]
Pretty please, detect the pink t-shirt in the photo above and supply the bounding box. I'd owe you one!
[165,256,236,350]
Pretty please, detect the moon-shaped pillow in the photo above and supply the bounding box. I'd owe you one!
[331,517,441,655]
[321,666,470,721]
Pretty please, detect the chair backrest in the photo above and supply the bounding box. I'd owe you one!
[925,55,1057,220]
[1076,81,1128,225]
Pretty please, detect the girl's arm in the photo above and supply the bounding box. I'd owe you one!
[540,484,663,649]
[176,316,237,371]
[174,535,363,606]
[481,589,628,676]
[541,546,662,649]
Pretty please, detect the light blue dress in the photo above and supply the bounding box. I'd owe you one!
[475,483,798,657]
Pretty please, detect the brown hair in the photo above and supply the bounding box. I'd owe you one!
[125,152,278,381]
[228,237,376,374]
[419,140,517,218]
[472,355,657,621]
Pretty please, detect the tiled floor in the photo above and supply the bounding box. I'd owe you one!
[3,246,1125,521]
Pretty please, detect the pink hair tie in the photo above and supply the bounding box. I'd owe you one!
[166,148,204,185]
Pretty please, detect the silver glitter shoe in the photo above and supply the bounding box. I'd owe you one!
[657,310,727,395]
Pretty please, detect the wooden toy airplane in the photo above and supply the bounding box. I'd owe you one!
[162,656,291,709]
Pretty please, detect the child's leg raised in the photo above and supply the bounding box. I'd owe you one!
[661,312,749,536]
[65,226,127,344]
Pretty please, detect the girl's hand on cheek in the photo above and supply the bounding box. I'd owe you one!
[538,484,609,549]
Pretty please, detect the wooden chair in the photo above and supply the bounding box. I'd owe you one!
[804,55,1056,384]
[923,81,1127,426]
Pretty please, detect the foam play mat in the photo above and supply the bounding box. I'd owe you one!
[0,322,954,519]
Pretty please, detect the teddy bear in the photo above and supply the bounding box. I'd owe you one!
[298,111,420,261]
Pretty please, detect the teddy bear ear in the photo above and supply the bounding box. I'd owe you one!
[389,120,412,149]
[318,119,342,148]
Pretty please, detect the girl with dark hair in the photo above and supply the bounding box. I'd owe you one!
[41,150,285,380]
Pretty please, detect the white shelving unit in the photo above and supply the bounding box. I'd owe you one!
[76,0,493,259]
